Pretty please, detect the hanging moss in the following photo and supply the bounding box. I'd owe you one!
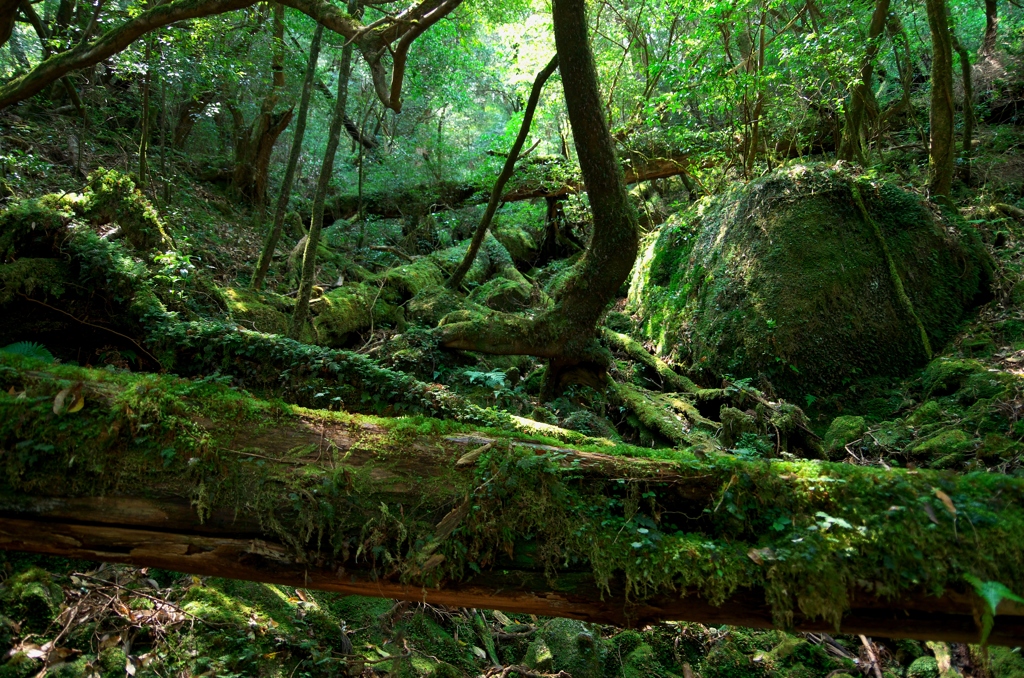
[628,164,993,397]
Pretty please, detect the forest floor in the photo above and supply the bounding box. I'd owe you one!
[3,107,1024,677]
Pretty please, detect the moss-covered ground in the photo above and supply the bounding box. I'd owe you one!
[3,110,1024,677]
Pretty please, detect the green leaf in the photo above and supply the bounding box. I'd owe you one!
[965,575,1024,644]
[1,341,54,363]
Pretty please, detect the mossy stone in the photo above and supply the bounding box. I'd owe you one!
[79,169,170,252]
[629,164,991,397]
[0,652,41,678]
[406,286,465,327]
[922,358,989,397]
[907,655,940,678]
[720,406,758,448]
[524,638,554,670]
[468,277,532,311]
[533,618,602,678]
[908,401,945,426]
[0,567,63,633]
[989,646,1024,678]
[909,429,973,459]
[225,287,291,336]
[824,415,866,459]
[978,433,1021,461]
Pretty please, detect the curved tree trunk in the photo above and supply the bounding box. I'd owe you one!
[926,0,955,198]
[438,0,639,396]
[229,2,291,203]
[173,89,215,149]
[839,0,890,162]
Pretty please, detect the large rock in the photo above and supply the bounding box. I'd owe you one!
[628,165,992,396]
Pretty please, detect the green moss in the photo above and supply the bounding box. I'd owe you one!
[923,358,991,397]
[384,258,445,299]
[629,164,992,397]
[224,287,292,335]
[468,276,533,311]
[313,283,397,347]
[908,401,946,426]
[990,647,1024,678]
[0,652,40,678]
[0,568,63,634]
[824,416,866,459]
[78,169,170,252]
[0,258,69,305]
[907,656,939,678]
[909,428,973,458]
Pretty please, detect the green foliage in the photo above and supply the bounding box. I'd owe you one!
[0,342,54,363]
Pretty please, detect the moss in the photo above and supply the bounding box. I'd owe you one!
[0,567,63,634]
[0,194,76,262]
[224,287,292,335]
[978,433,1022,461]
[907,655,940,678]
[0,258,69,305]
[824,416,866,459]
[0,652,40,678]
[524,637,554,670]
[407,285,466,327]
[908,401,946,426]
[990,646,1024,678]
[77,169,170,252]
[468,276,532,311]
[923,358,991,397]
[909,428,973,458]
[5,354,1024,638]
[532,618,602,678]
[720,406,758,449]
[313,283,397,347]
[629,164,992,397]
[384,258,445,300]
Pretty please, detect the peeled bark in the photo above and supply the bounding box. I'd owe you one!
[926,0,955,198]
[447,54,558,290]
[2,359,1024,644]
[252,23,323,290]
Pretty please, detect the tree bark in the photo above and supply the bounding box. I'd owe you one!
[950,26,974,181]
[251,23,323,291]
[2,360,1024,644]
[290,0,357,337]
[447,54,558,290]
[436,0,639,395]
[229,2,290,203]
[173,90,215,149]
[981,0,997,57]
[926,0,955,198]
[839,0,891,162]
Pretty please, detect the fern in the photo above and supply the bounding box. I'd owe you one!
[1,341,55,363]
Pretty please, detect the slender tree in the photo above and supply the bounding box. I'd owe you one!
[925,0,955,198]
[437,0,639,397]
[839,0,891,163]
[950,27,975,182]
[251,22,324,290]
[290,3,357,338]
[981,0,997,57]
[447,54,558,290]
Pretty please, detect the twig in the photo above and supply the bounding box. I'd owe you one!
[17,293,162,368]
[71,572,223,627]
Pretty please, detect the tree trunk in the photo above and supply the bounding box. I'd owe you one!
[950,27,974,182]
[173,90,215,149]
[229,2,291,203]
[2,358,1024,644]
[251,23,323,291]
[290,1,357,337]
[447,54,558,290]
[436,0,639,395]
[981,0,997,57]
[926,0,955,198]
[839,0,891,162]
[138,37,152,190]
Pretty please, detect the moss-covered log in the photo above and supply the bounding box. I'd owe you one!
[323,152,694,222]
[2,355,1024,645]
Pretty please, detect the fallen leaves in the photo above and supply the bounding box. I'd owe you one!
[53,382,84,415]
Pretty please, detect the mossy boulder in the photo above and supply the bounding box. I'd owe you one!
[468,276,532,311]
[909,428,974,459]
[989,646,1024,678]
[79,169,170,252]
[629,165,992,396]
[224,287,292,335]
[824,415,866,459]
[907,655,940,678]
[0,567,62,634]
[313,283,396,347]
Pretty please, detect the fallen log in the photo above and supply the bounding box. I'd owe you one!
[2,355,1023,645]
[324,152,694,221]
